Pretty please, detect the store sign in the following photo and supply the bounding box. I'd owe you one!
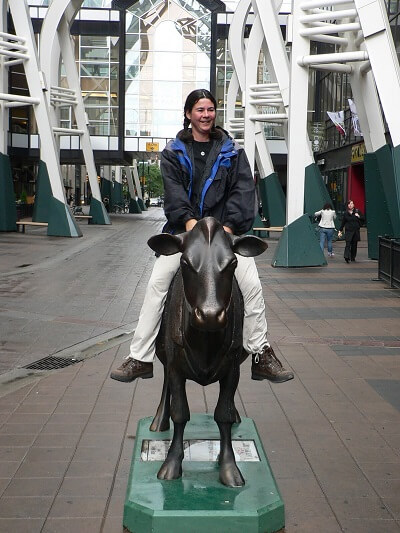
[351,142,366,163]
[311,122,325,152]
[146,142,159,152]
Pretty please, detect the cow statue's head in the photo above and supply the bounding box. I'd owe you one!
[148,217,267,331]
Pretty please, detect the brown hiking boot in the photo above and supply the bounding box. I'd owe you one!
[110,358,153,383]
[251,345,294,383]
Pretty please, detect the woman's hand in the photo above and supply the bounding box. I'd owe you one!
[185,219,197,231]
[338,231,342,237]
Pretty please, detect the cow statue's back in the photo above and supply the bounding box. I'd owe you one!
[147,217,267,487]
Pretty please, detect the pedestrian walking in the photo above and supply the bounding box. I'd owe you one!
[338,199,365,263]
[314,202,336,257]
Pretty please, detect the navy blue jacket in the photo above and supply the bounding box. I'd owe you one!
[161,128,256,235]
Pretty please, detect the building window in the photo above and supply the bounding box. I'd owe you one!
[125,0,212,138]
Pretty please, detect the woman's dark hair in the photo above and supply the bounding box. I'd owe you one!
[179,89,222,141]
[323,202,333,210]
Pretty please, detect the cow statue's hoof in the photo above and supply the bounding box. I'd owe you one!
[219,463,245,487]
[157,457,183,480]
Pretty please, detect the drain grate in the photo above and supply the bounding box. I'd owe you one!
[23,355,83,370]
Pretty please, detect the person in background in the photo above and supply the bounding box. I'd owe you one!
[338,199,365,263]
[110,89,294,385]
[314,202,337,257]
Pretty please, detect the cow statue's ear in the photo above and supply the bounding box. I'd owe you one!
[147,232,186,256]
[231,234,268,257]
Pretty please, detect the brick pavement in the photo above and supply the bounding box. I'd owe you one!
[0,212,399,532]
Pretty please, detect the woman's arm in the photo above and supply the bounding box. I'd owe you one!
[222,149,256,235]
[161,148,196,228]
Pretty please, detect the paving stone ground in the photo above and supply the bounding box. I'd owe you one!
[0,210,399,532]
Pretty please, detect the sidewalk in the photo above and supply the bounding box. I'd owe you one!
[0,212,399,533]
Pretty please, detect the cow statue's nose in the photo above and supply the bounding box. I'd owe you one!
[193,306,227,330]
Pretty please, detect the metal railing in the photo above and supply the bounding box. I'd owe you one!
[378,236,400,289]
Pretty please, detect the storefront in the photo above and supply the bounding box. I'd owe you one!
[348,141,366,213]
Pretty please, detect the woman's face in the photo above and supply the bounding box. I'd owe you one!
[348,201,354,210]
[186,98,216,140]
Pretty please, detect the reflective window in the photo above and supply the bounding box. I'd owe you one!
[125,0,212,138]
[68,35,120,136]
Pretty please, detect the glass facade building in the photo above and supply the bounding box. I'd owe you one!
[124,0,212,138]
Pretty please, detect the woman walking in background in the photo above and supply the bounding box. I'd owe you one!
[338,200,365,263]
[314,202,336,257]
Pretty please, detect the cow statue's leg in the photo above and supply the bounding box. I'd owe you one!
[215,362,245,487]
[150,366,171,432]
[157,368,189,480]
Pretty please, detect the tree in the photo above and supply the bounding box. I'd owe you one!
[139,162,163,198]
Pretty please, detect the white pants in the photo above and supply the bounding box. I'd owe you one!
[129,254,269,362]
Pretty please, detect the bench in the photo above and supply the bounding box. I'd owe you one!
[74,215,92,223]
[253,226,284,236]
[16,221,48,233]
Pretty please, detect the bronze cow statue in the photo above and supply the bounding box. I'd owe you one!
[147,217,267,487]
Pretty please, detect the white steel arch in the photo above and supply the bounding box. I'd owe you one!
[40,0,110,224]
[3,0,82,236]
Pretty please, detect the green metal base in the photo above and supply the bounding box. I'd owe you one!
[129,198,142,213]
[259,173,286,226]
[124,414,285,533]
[101,178,112,208]
[112,181,124,205]
[390,144,400,235]
[304,163,332,216]
[33,160,52,222]
[271,214,326,267]
[248,212,268,238]
[0,153,17,231]
[47,197,82,237]
[89,197,111,224]
[364,145,395,259]
[137,197,147,211]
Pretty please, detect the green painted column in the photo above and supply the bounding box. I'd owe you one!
[32,160,52,222]
[248,212,268,238]
[129,198,142,213]
[30,160,82,237]
[258,173,286,226]
[0,153,17,232]
[101,177,113,210]
[271,213,326,267]
[387,144,400,235]
[137,197,147,211]
[304,163,332,215]
[112,180,124,206]
[89,197,111,224]
[47,196,82,237]
[364,145,395,259]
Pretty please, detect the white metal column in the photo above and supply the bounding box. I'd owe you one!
[354,0,400,147]
[40,0,109,224]
[8,0,67,205]
[286,1,312,224]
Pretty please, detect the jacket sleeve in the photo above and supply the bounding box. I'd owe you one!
[357,210,365,225]
[339,213,346,232]
[222,149,256,235]
[161,148,196,228]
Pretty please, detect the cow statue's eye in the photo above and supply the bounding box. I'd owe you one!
[180,257,196,272]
